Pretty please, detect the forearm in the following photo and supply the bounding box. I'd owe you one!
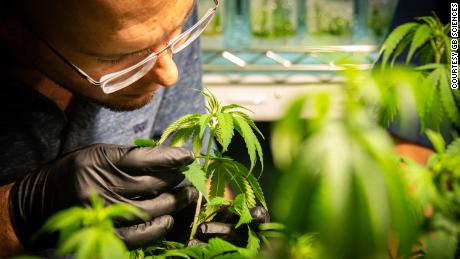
[0,183,25,257]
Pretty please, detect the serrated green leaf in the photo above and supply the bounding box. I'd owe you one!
[74,229,101,259]
[380,22,418,69]
[224,167,246,197]
[243,227,260,257]
[406,24,432,64]
[390,35,412,66]
[418,73,435,131]
[205,238,238,258]
[215,113,234,152]
[133,138,158,147]
[232,113,264,174]
[221,103,254,113]
[417,15,438,29]
[170,127,197,147]
[427,89,443,131]
[444,139,460,173]
[198,88,222,114]
[159,114,201,144]
[182,161,208,201]
[253,137,264,175]
[179,245,205,259]
[100,232,128,259]
[235,205,252,228]
[441,34,452,64]
[210,166,226,199]
[89,191,104,211]
[243,179,256,208]
[416,63,442,70]
[35,207,86,238]
[211,252,246,259]
[192,127,203,156]
[438,66,460,126]
[199,114,213,139]
[207,197,228,207]
[247,173,267,209]
[217,161,257,208]
[233,116,259,172]
[57,228,95,256]
[258,222,285,231]
[231,112,264,139]
[161,240,186,249]
[159,250,193,259]
[426,129,446,154]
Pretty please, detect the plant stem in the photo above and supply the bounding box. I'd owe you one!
[189,130,215,240]
[189,193,203,240]
[431,39,441,64]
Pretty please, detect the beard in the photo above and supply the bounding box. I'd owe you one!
[49,73,159,112]
[93,91,156,111]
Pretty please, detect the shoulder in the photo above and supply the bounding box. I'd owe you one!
[0,76,65,184]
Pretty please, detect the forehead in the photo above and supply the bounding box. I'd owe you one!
[30,0,196,54]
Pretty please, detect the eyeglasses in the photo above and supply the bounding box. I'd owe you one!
[28,0,219,94]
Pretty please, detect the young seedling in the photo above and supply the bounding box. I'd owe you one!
[28,89,268,259]
[36,191,148,259]
[156,88,267,240]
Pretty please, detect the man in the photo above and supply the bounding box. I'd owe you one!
[0,0,227,256]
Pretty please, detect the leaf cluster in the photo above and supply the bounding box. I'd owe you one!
[159,89,264,172]
[36,192,148,259]
[205,157,267,219]
[378,14,460,130]
[131,226,260,259]
[379,14,451,68]
[157,89,266,235]
[398,131,460,259]
[271,78,421,259]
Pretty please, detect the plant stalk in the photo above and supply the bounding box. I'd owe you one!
[189,129,215,240]
[430,39,441,64]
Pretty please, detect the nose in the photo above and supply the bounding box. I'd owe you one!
[141,50,179,87]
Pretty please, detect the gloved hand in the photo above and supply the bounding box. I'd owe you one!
[189,206,270,247]
[8,144,198,251]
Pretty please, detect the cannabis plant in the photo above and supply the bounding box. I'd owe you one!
[379,14,459,131]
[130,225,260,259]
[271,87,420,259]
[36,192,148,259]
[30,89,268,259]
[156,89,266,240]
[420,131,460,258]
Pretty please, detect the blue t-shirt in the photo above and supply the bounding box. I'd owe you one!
[0,11,204,185]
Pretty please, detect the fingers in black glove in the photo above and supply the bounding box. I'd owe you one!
[208,206,270,226]
[9,144,196,251]
[193,206,270,247]
[113,186,198,227]
[116,215,174,249]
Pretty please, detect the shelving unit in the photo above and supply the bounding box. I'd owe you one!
[202,45,377,72]
[202,42,379,121]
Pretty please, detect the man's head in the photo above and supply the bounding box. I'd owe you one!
[2,0,197,110]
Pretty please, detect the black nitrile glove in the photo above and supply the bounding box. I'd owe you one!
[190,206,270,247]
[8,144,198,251]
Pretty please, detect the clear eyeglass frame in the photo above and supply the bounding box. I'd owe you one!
[30,0,220,94]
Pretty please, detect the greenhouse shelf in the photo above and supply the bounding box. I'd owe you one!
[202,44,378,121]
